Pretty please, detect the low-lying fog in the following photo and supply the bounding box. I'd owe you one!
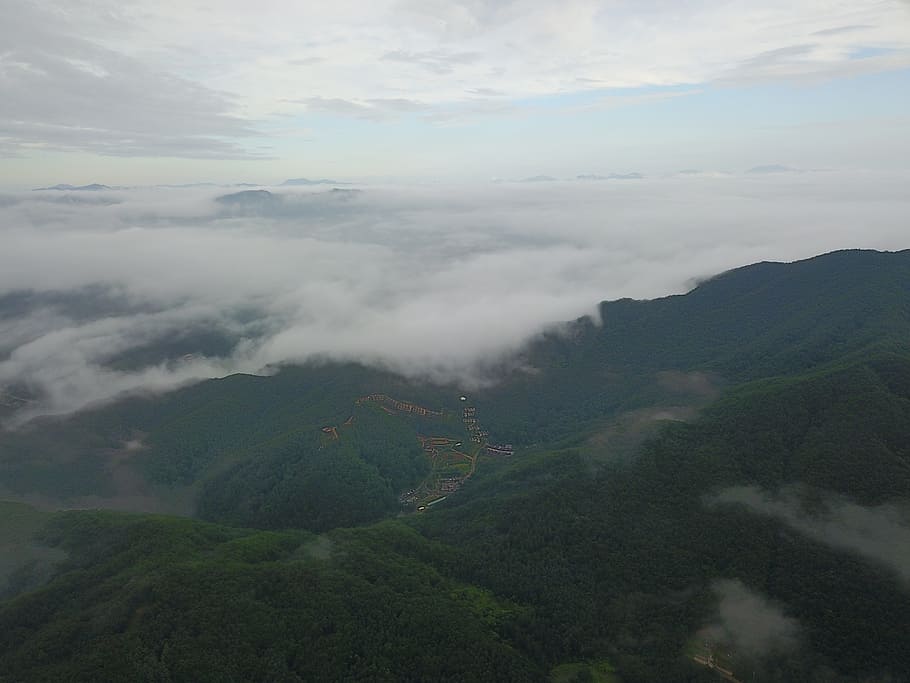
[1,170,907,421]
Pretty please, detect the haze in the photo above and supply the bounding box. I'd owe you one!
[0,171,907,419]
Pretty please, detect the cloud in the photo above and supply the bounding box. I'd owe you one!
[699,579,799,657]
[292,97,428,122]
[711,486,910,584]
[3,0,909,155]
[0,170,908,421]
[812,25,875,37]
[715,40,910,85]
[381,49,482,75]
[571,89,702,114]
[0,1,262,159]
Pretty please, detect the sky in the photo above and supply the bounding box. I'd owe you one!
[1,1,910,420]
[2,0,910,185]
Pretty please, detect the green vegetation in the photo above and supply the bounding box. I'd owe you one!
[476,249,910,444]
[196,404,429,531]
[0,512,543,682]
[0,363,460,508]
[551,660,619,683]
[2,249,910,681]
[414,351,910,681]
[0,502,65,601]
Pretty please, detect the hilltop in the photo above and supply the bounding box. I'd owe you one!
[32,183,113,191]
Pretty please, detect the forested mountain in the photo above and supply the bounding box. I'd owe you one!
[476,248,910,443]
[1,249,909,682]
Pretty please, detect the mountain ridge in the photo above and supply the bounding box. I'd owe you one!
[1,247,909,681]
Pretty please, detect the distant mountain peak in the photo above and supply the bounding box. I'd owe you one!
[215,189,278,205]
[33,183,112,191]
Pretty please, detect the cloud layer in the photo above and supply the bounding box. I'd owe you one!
[0,170,908,420]
[712,486,910,584]
[1,2,259,159]
[700,578,799,657]
[3,0,909,157]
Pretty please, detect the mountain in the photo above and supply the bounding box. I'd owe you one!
[214,189,277,205]
[1,249,909,681]
[521,175,558,182]
[416,350,910,680]
[472,249,910,444]
[0,511,542,681]
[2,250,907,508]
[32,183,112,191]
[214,189,284,214]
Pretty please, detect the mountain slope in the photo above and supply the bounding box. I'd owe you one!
[4,351,909,681]
[3,249,908,517]
[415,350,910,681]
[2,248,910,681]
[476,249,910,443]
[0,513,543,682]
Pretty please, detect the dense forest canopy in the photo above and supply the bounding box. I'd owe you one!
[1,249,909,682]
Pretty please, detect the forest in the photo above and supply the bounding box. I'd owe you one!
[1,249,909,682]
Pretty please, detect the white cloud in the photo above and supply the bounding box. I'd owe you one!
[2,0,909,157]
[711,486,910,584]
[699,579,799,657]
[0,170,907,420]
[0,1,261,159]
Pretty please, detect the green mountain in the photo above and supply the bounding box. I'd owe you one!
[1,249,909,682]
[475,248,910,443]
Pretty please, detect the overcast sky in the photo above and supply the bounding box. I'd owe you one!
[2,0,910,186]
[1,1,909,419]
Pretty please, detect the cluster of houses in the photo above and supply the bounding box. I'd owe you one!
[462,405,490,443]
[462,403,511,455]
[440,477,461,493]
[691,642,741,683]
[357,393,444,417]
[418,435,455,457]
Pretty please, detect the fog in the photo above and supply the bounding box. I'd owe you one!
[699,578,799,657]
[1,171,908,421]
[712,486,910,585]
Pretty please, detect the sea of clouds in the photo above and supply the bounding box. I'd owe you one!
[1,170,908,421]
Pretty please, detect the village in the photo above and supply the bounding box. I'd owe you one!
[322,393,514,512]
[398,395,513,510]
[689,641,744,683]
